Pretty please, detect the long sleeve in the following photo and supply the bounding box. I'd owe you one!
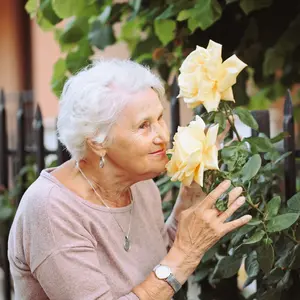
[34,246,139,300]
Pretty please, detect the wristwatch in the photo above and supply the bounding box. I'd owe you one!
[153,264,182,293]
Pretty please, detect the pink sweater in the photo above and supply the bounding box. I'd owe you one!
[8,169,178,300]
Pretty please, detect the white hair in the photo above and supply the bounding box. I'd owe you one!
[57,59,165,161]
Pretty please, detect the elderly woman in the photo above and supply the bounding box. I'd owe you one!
[8,59,251,300]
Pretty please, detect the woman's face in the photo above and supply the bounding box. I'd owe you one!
[106,88,170,180]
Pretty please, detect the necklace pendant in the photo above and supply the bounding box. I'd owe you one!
[124,236,130,252]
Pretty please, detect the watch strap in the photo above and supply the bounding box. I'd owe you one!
[166,273,182,293]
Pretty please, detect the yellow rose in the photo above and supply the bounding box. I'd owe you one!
[178,40,247,112]
[166,115,219,187]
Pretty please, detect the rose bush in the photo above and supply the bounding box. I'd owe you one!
[167,40,300,300]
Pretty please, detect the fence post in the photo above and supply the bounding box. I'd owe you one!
[251,110,270,137]
[170,77,180,142]
[16,93,26,205]
[0,90,12,300]
[0,90,8,189]
[34,104,45,175]
[283,90,296,200]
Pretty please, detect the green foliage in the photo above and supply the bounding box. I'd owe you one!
[26,0,300,99]
[192,100,300,299]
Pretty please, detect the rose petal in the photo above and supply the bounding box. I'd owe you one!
[182,172,194,186]
[205,124,219,147]
[203,146,219,170]
[202,91,221,112]
[176,127,201,155]
[194,163,205,187]
[218,55,247,91]
[180,47,209,73]
[207,40,222,62]
[221,87,235,101]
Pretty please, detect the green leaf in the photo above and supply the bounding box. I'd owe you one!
[247,219,262,226]
[98,5,112,24]
[187,17,199,33]
[156,5,178,20]
[40,0,62,25]
[25,0,39,18]
[129,0,141,13]
[59,18,88,44]
[270,132,290,143]
[240,0,273,15]
[265,196,281,220]
[52,58,66,78]
[51,0,87,18]
[214,112,226,134]
[266,213,299,232]
[51,58,67,97]
[190,0,222,31]
[246,136,274,152]
[66,51,90,74]
[88,22,116,50]
[233,107,259,130]
[230,225,255,247]
[243,230,265,245]
[154,19,176,46]
[241,154,262,182]
[257,242,274,274]
[287,192,300,211]
[212,256,242,279]
[273,152,291,165]
[237,109,259,130]
[177,9,192,21]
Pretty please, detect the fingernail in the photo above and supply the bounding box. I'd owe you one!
[223,180,231,187]
[243,215,252,222]
[237,197,246,205]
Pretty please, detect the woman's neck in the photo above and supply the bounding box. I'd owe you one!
[53,160,135,208]
[76,159,135,208]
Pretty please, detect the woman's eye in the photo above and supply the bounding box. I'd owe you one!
[139,121,150,129]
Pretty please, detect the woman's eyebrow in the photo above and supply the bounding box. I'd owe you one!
[135,109,164,124]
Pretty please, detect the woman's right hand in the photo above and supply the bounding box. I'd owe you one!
[173,180,252,262]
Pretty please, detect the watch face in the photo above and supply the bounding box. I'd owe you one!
[156,265,171,279]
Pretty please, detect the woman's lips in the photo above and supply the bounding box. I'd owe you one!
[150,149,166,155]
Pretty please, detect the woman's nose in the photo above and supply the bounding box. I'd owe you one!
[153,123,169,145]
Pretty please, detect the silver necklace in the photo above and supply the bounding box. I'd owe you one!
[76,162,134,252]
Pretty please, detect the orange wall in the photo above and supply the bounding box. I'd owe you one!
[0,0,24,92]
[30,21,60,120]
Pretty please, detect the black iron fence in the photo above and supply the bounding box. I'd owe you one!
[0,82,299,299]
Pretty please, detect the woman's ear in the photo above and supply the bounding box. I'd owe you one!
[86,138,107,157]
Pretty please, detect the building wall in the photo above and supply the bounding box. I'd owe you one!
[0,0,24,92]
